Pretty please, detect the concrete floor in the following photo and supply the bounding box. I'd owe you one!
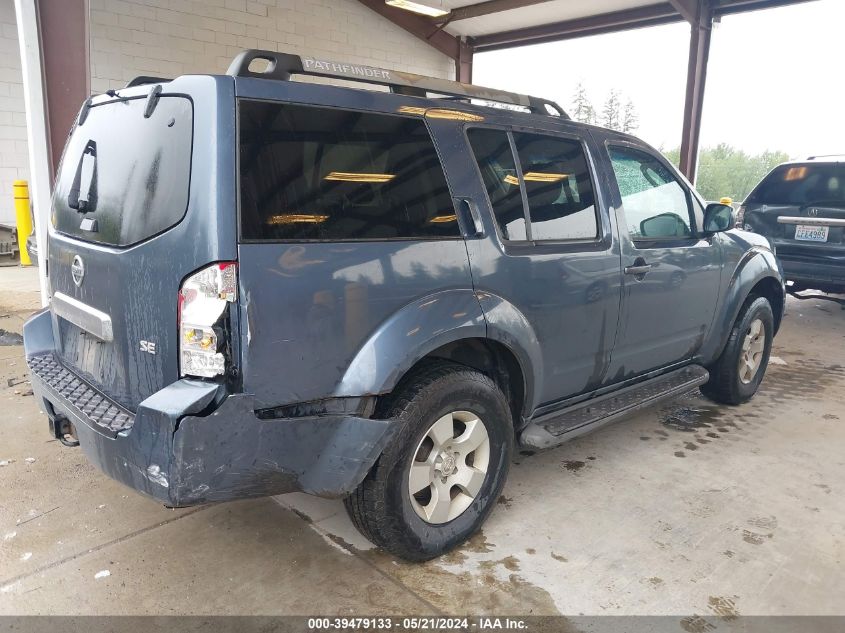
[0,265,843,616]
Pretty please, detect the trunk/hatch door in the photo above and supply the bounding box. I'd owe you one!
[745,163,845,255]
[48,77,237,412]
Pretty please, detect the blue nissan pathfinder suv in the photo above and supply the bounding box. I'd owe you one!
[24,50,785,561]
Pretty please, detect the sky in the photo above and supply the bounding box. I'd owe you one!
[473,0,844,160]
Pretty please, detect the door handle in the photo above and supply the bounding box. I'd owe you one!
[624,258,652,276]
[455,197,484,237]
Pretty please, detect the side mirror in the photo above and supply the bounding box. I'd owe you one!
[703,203,735,233]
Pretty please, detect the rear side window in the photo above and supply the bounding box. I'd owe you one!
[513,132,597,241]
[609,146,693,240]
[239,101,459,241]
[467,129,528,241]
[52,96,193,247]
[748,163,845,206]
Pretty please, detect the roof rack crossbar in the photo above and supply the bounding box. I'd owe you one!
[226,49,568,118]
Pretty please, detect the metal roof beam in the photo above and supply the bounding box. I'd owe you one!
[668,0,700,22]
[472,3,683,51]
[355,0,468,61]
[447,0,554,22]
[471,0,818,51]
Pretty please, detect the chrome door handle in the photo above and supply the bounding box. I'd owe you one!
[624,263,652,275]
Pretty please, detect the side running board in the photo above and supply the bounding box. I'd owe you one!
[521,365,709,450]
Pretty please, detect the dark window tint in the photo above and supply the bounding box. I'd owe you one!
[748,163,845,206]
[52,96,193,247]
[513,132,598,241]
[239,101,458,241]
[467,128,528,241]
[609,146,693,240]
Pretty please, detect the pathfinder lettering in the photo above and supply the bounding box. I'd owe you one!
[303,57,391,80]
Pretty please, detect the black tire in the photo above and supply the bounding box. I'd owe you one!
[701,295,774,405]
[344,360,513,561]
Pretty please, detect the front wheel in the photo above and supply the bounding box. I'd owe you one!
[701,295,774,405]
[344,361,513,561]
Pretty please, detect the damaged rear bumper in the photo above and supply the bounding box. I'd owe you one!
[23,309,393,506]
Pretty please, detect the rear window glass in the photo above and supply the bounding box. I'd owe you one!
[239,100,459,241]
[52,95,193,247]
[513,132,597,241]
[748,163,845,206]
[467,128,527,241]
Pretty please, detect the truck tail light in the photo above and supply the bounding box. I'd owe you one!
[178,262,237,378]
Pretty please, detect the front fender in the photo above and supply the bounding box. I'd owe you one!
[699,238,784,365]
[334,289,486,398]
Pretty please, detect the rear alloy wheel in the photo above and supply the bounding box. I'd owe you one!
[345,361,513,561]
[702,295,774,405]
[408,411,491,524]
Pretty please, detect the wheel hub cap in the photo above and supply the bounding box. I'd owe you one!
[738,317,766,384]
[408,410,491,524]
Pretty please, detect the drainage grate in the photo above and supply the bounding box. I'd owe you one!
[26,353,134,434]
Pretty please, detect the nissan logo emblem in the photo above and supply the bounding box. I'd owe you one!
[71,255,85,287]
[808,208,819,217]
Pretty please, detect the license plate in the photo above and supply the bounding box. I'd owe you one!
[794,224,829,242]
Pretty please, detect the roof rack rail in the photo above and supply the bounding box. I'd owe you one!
[806,154,845,161]
[226,49,568,118]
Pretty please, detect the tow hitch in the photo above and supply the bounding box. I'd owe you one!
[48,411,80,447]
[787,288,845,308]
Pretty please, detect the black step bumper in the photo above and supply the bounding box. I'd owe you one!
[23,309,393,506]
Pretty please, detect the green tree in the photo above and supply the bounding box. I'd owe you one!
[622,99,639,134]
[571,83,596,124]
[602,90,621,131]
[661,144,789,201]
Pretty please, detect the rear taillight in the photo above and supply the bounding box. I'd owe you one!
[178,262,237,378]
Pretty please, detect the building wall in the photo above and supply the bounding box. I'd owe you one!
[89,0,455,93]
[0,0,28,226]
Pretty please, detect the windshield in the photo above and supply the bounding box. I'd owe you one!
[748,163,845,207]
[52,95,193,247]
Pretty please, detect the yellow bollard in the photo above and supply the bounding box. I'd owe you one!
[13,180,32,266]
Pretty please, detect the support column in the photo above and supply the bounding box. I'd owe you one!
[14,0,89,306]
[678,1,713,183]
[39,0,89,178]
[14,0,50,305]
[456,39,473,83]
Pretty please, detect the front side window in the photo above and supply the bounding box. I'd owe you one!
[609,146,693,240]
[513,132,598,241]
[239,101,459,240]
[467,128,528,241]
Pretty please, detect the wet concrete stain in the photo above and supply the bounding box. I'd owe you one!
[674,451,686,458]
[639,436,651,441]
[647,576,663,586]
[723,550,734,558]
[822,414,839,420]
[708,595,740,620]
[683,442,699,451]
[526,548,536,555]
[680,615,716,633]
[550,552,567,563]
[562,460,586,472]
[742,529,773,545]
[662,406,723,432]
[497,495,512,508]
[747,516,778,530]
